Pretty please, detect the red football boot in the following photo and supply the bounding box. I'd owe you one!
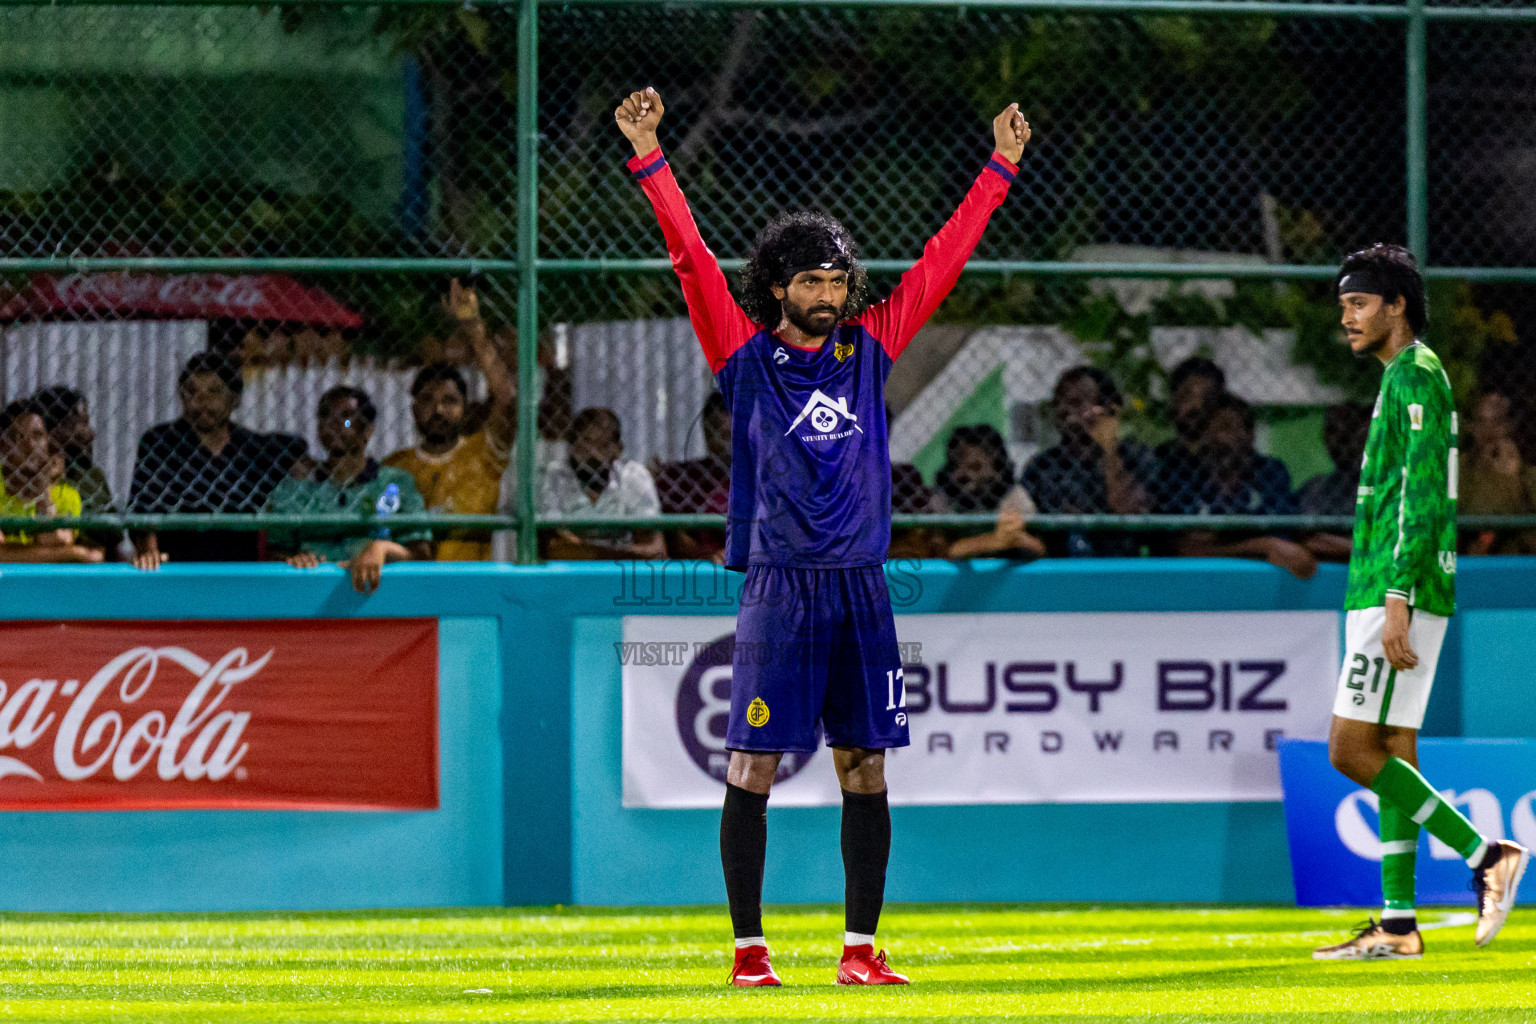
[835,944,910,985]
[729,944,782,987]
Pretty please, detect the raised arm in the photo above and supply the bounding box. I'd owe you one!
[443,279,515,453]
[858,104,1031,361]
[616,88,754,373]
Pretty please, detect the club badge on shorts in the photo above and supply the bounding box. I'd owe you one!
[746,697,770,727]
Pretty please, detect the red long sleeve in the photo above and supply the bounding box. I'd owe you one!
[856,152,1018,360]
[627,148,756,373]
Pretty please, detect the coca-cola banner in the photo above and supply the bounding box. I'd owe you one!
[0,620,438,810]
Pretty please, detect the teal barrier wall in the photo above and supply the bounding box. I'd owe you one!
[0,564,506,911]
[0,557,1531,910]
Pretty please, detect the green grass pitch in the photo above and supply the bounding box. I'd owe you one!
[0,904,1531,1021]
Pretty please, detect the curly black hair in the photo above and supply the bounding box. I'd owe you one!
[738,210,870,326]
[1337,243,1427,335]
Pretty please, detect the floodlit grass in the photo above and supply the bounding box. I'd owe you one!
[0,904,1529,1021]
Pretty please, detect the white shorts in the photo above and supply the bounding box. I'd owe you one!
[1332,606,1448,730]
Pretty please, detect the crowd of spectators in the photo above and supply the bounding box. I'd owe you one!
[3,287,1533,588]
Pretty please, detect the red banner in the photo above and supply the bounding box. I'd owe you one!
[0,273,364,327]
[0,620,437,810]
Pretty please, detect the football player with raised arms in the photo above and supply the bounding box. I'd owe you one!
[1314,244,1527,961]
[615,85,1029,986]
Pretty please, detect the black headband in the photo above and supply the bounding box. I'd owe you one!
[1338,270,1391,299]
[778,234,853,282]
[781,255,850,280]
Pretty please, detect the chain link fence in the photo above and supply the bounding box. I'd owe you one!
[0,0,1532,566]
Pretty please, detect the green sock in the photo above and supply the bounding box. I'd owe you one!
[1379,799,1418,917]
[1371,757,1488,867]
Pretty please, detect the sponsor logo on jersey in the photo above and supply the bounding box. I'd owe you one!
[785,389,863,442]
[746,697,771,727]
[1408,403,1424,431]
[773,347,789,365]
[833,340,855,362]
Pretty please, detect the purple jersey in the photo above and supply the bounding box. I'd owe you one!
[714,322,896,567]
[629,147,1017,569]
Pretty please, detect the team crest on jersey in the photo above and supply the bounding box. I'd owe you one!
[785,389,863,441]
[833,340,855,362]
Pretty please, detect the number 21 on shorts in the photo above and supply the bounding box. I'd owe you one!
[886,668,907,711]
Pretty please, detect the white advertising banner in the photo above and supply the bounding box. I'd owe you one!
[621,611,1339,808]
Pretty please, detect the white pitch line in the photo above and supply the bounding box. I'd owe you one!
[1419,912,1478,931]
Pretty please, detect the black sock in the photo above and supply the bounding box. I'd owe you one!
[720,783,769,940]
[1381,915,1417,935]
[841,788,891,938]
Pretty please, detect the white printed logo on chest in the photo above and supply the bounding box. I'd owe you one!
[785,389,863,442]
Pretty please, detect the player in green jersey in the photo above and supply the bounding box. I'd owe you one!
[1312,245,1528,961]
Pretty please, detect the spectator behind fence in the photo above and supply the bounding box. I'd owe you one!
[129,352,306,567]
[538,407,665,561]
[888,406,935,559]
[384,280,516,561]
[1295,402,1373,561]
[1171,393,1316,578]
[654,392,730,562]
[1460,391,1536,555]
[33,386,112,515]
[34,385,121,557]
[931,424,1044,560]
[1022,366,1154,557]
[265,386,432,594]
[1153,356,1226,513]
[0,399,101,563]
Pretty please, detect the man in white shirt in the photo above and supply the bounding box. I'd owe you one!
[540,407,665,560]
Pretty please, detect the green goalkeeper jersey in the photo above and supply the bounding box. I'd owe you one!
[1344,341,1458,616]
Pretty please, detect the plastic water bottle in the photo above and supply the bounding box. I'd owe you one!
[373,482,401,540]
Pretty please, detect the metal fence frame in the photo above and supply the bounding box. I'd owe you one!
[5,0,1536,559]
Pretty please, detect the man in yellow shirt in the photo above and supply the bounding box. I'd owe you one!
[0,399,101,563]
[385,280,515,561]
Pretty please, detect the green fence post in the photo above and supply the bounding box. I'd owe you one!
[1405,0,1428,264]
[516,0,541,564]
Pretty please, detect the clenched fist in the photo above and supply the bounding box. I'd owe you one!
[993,103,1031,164]
[615,87,665,157]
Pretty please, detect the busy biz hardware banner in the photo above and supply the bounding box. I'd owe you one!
[622,612,1338,808]
[0,620,438,810]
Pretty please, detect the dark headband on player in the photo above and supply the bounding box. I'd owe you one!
[781,255,851,279]
[1338,271,1392,299]
[778,236,853,282]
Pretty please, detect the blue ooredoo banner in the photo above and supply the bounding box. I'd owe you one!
[1278,738,1536,906]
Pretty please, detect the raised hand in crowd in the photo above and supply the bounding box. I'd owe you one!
[443,278,516,454]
